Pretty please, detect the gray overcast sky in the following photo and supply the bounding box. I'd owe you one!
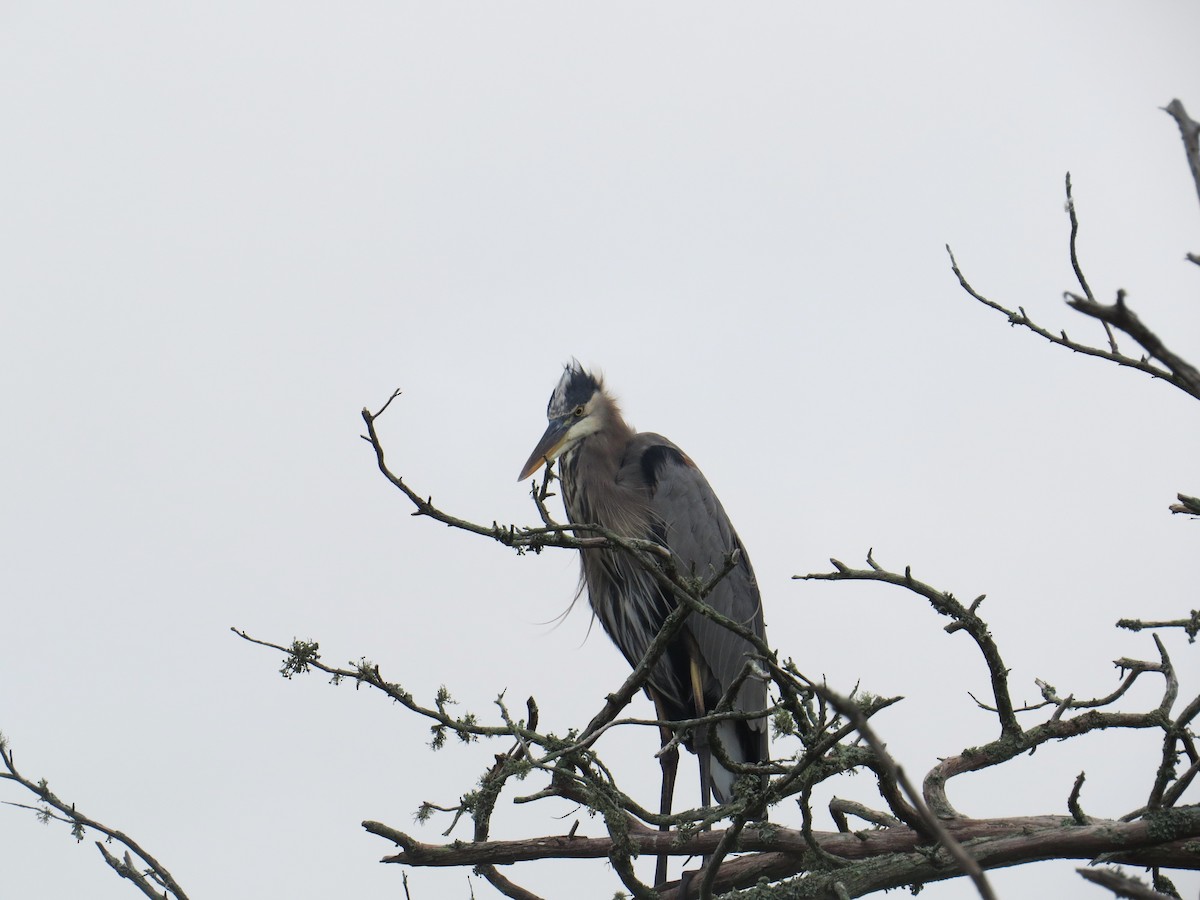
[2,3,1199,898]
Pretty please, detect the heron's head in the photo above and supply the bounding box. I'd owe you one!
[518,363,608,481]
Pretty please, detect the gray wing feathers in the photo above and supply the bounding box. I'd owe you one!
[621,434,769,758]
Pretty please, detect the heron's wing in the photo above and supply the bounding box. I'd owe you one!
[620,433,769,739]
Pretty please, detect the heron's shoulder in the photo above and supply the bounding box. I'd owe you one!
[621,433,699,488]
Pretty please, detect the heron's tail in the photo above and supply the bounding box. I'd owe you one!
[702,719,765,806]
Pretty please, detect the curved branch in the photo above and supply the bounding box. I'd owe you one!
[948,166,1200,404]
[794,552,1018,740]
[947,246,1181,389]
[0,735,189,900]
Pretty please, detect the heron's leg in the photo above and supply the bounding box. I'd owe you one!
[651,690,677,888]
[656,740,679,886]
[696,746,713,808]
[688,655,715,895]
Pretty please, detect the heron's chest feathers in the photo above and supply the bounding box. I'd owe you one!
[561,438,659,539]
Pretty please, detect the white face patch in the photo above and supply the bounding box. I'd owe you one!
[521,365,605,480]
[560,401,602,446]
[545,394,603,462]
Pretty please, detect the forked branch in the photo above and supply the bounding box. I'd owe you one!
[289,382,1200,899]
[0,735,189,900]
[947,173,1200,403]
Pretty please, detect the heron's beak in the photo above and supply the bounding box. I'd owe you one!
[518,419,570,481]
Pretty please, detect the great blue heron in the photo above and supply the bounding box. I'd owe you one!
[518,363,768,852]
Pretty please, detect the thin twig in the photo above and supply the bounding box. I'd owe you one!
[0,737,189,900]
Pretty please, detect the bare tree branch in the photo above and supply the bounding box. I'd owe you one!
[795,551,1019,745]
[1168,493,1200,517]
[364,813,1200,898]
[1064,288,1200,400]
[946,245,1175,385]
[1163,99,1200,227]
[1078,866,1177,900]
[949,189,1200,403]
[803,680,997,900]
[1117,612,1200,644]
[0,734,189,900]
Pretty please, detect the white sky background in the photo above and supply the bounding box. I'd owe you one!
[2,3,1199,898]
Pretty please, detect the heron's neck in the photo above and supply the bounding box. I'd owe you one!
[587,425,633,468]
[562,408,638,529]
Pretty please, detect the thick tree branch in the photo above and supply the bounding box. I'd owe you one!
[804,681,997,900]
[1064,289,1200,400]
[365,813,1200,898]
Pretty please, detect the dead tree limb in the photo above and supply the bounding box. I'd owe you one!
[0,735,190,900]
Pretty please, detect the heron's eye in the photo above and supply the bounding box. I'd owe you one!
[573,406,585,417]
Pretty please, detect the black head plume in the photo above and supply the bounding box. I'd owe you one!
[547,361,601,418]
